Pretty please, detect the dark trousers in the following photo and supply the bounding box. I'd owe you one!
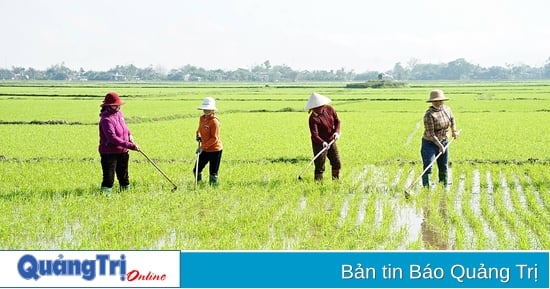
[100,152,130,188]
[312,143,341,175]
[420,138,448,176]
[193,150,222,176]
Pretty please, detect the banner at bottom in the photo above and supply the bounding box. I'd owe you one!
[180,251,549,288]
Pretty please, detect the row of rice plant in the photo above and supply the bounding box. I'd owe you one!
[1,82,549,249]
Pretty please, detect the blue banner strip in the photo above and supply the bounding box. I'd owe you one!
[180,251,549,288]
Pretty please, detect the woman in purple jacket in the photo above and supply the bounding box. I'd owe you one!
[98,92,140,194]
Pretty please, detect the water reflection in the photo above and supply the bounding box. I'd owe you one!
[395,193,450,249]
[421,192,451,250]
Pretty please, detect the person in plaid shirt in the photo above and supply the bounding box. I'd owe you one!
[421,89,458,188]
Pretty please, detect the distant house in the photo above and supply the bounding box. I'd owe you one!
[378,73,394,81]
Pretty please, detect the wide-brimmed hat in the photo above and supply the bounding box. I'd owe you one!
[305,92,331,110]
[426,89,449,102]
[100,92,125,107]
[198,97,217,110]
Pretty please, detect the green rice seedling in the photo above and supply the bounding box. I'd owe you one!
[455,169,485,249]
[442,177,464,250]
[1,82,550,249]
[508,170,548,248]
[478,167,508,249]
[492,170,533,249]
[404,166,458,249]
[519,166,550,229]
[500,168,542,249]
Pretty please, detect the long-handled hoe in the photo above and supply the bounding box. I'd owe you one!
[404,130,461,198]
[139,149,178,192]
[297,139,336,180]
[194,141,201,191]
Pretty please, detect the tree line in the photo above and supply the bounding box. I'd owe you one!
[2,58,550,82]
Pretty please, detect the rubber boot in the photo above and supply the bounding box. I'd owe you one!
[100,187,112,196]
[332,169,340,180]
[209,174,218,186]
[422,174,430,188]
[439,171,448,187]
[314,173,323,182]
[120,184,130,191]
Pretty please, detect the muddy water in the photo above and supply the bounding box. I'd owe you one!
[392,201,423,249]
[154,229,176,249]
[472,170,499,249]
[391,198,451,250]
[394,168,545,249]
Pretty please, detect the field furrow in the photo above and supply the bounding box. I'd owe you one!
[2,82,549,250]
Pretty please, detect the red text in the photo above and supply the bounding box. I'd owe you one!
[126,269,167,281]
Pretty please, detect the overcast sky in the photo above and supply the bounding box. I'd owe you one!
[1,0,549,72]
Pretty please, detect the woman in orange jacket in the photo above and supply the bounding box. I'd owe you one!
[193,97,223,185]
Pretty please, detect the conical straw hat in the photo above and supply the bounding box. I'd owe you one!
[426,89,449,102]
[197,97,217,110]
[305,92,331,110]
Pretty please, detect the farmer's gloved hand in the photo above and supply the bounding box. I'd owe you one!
[333,132,340,140]
[134,144,140,152]
[196,147,202,154]
[322,141,329,149]
[129,135,135,142]
[437,143,445,154]
[196,136,202,142]
[452,129,459,139]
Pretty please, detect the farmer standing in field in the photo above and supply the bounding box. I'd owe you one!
[193,97,223,186]
[421,89,458,188]
[305,92,341,181]
[98,92,140,194]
